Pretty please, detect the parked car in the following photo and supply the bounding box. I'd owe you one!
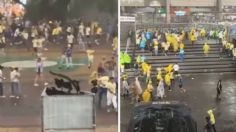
[127,101,197,132]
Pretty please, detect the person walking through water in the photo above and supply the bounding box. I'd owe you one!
[34,58,48,87]
[204,116,213,132]
[216,79,222,100]
[207,109,217,132]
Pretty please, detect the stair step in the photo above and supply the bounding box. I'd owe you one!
[125,67,236,76]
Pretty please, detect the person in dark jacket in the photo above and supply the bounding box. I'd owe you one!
[216,79,222,100]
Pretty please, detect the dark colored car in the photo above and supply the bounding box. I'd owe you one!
[127,101,197,132]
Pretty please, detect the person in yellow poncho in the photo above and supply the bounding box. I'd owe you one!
[207,109,216,132]
[179,42,185,49]
[142,88,151,102]
[142,81,154,102]
[200,28,206,40]
[141,62,148,76]
[203,43,210,57]
[190,32,196,45]
[165,73,171,91]
[165,64,173,73]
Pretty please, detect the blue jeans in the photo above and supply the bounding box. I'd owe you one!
[179,53,184,62]
[11,82,21,96]
[98,87,107,109]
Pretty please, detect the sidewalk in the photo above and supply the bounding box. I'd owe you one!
[0,125,118,132]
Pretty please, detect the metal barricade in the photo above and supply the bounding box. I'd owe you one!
[41,89,95,132]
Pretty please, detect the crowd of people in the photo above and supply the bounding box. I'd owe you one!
[0,16,118,109]
[121,25,235,132]
[89,56,118,112]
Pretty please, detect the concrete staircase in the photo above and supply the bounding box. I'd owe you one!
[121,40,236,76]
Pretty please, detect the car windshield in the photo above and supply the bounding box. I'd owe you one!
[132,107,190,132]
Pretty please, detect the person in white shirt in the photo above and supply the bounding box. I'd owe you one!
[85,25,91,47]
[105,77,117,112]
[0,66,6,98]
[79,22,85,37]
[173,63,180,75]
[10,67,21,99]
[67,33,74,45]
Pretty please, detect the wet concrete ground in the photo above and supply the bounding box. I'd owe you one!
[0,41,118,131]
[121,73,236,132]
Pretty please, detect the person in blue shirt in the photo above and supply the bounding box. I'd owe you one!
[179,48,185,62]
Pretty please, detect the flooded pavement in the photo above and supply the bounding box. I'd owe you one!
[121,73,236,132]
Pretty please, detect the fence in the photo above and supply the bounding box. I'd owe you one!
[41,89,95,132]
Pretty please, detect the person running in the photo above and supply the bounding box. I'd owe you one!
[204,116,213,132]
[0,65,6,98]
[216,79,222,100]
[34,58,48,87]
[86,49,95,69]
[177,74,186,93]
[203,43,210,57]
[10,67,21,99]
[105,77,117,112]
[207,109,217,132]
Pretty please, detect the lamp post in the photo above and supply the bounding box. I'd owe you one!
[166,0,171,24]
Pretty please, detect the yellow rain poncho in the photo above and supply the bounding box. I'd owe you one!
[203,43,210,54]
[165,73,171,86]
[207,109,216,125]
[142,89,151,102]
